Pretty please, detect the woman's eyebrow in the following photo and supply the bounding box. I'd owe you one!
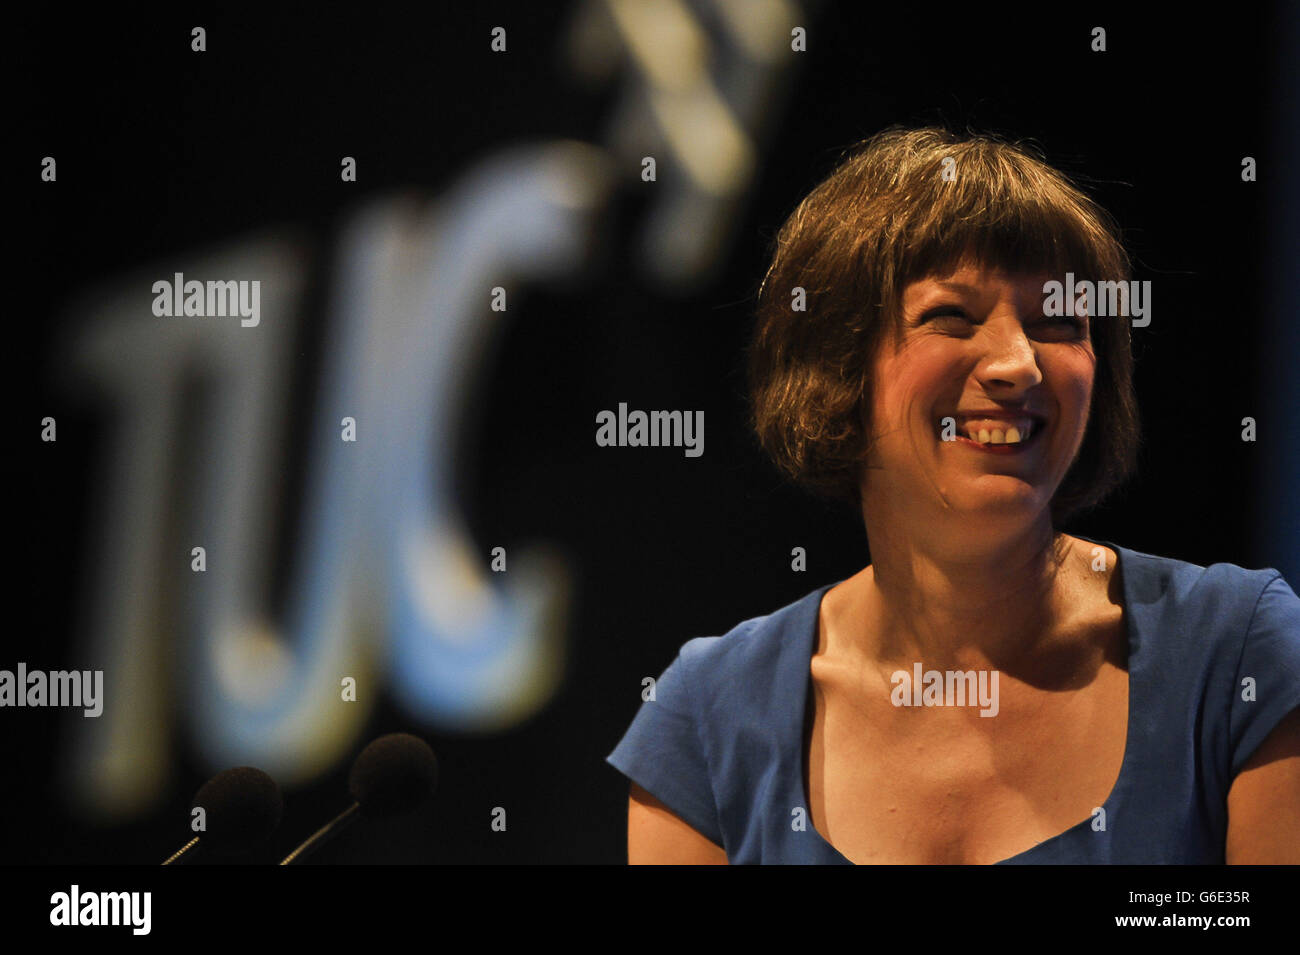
[906,280,981,306]
[931,279,981,293]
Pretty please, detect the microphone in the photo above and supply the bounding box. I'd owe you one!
[162,766,284,864]
[280,733,438,865]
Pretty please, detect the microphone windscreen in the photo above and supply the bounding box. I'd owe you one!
[191,766,284,855]
[348,733,439,819]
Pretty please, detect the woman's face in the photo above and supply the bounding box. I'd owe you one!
[861,261,1096,529]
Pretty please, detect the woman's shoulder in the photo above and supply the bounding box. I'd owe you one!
[674,582,835,689]
[1103,540,1300,784]
[1100,537,1290,617]
[1102,539,1300,699]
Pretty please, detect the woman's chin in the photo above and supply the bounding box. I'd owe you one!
[940,481,1048,520]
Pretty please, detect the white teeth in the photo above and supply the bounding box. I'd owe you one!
[1005,426,1022,443]
[989,428,1005,444]
[978,428,991,443]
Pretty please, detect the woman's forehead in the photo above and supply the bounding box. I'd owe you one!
[903,267,1055,298]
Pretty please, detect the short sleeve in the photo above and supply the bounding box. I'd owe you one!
[1229,573,1300,777]
[606,645,723,847]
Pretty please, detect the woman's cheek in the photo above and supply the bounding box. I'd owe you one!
[1067,354,1096,418]
[1051,356,1095,458]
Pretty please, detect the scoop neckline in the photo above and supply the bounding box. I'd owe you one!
[790,534,1139,865]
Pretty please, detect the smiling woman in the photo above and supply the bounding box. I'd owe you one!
[606,127,1300,864]
[749,126,1138,525]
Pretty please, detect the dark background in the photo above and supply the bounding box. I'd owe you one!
[12,3,1296,864]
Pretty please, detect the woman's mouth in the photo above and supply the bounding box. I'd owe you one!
[938,415,1046,453]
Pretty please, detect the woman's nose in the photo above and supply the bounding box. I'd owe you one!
[975,320,1043,392]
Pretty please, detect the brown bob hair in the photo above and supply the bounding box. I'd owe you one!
[748,126,1140,524]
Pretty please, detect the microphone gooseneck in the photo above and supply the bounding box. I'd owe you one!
[162,766,284,864]
[279,733,438,865]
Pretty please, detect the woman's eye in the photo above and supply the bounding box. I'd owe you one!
[915,309,1086,338]
[919,306,971,324]
[1033,317,1087,337]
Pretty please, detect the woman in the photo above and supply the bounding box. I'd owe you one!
[606,127,1300,864]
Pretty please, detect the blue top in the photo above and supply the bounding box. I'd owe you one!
[606,538,1300,863]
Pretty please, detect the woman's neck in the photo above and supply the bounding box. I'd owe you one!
[842,512,1088,671]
